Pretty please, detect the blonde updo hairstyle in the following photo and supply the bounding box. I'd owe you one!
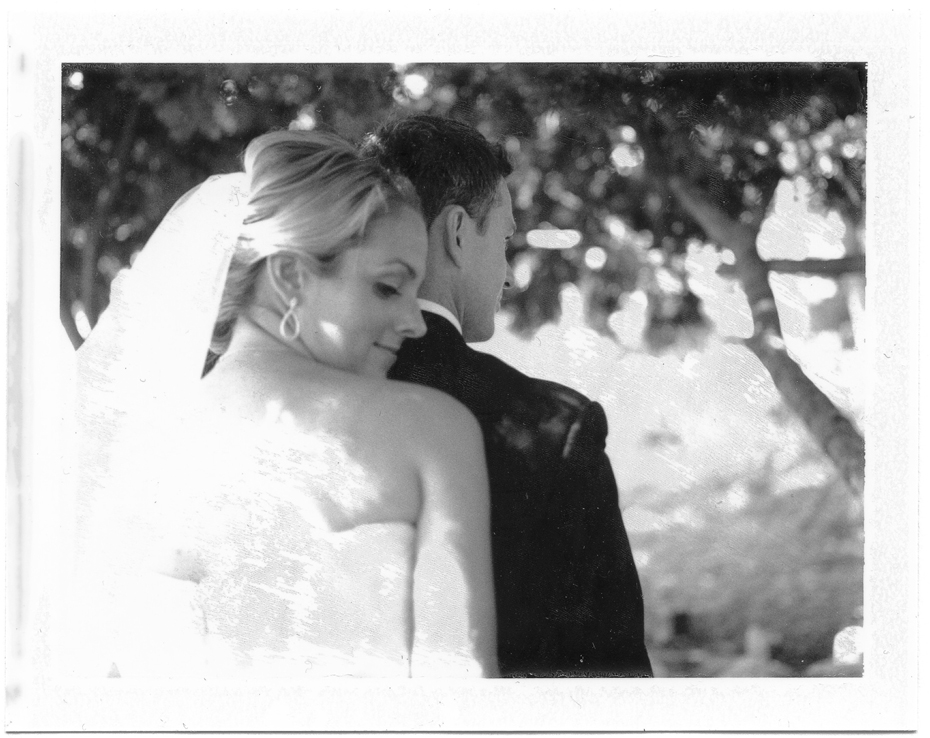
[211,129,421,356]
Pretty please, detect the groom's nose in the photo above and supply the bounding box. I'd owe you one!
[503,263,515,290]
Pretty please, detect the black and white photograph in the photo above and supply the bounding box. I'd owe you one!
[5,8,922,733]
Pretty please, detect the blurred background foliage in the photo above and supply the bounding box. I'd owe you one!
[62,63,865,341]
[61,62,866,674]
[634,450,863,674]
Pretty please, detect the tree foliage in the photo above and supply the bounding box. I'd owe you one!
[61,62,866,492]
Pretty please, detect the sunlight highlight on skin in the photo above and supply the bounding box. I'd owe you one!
[262,398,295,429]
[203,399,381,527]
[319,321,345,344]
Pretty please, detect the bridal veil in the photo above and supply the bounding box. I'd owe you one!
[53,174,249,676]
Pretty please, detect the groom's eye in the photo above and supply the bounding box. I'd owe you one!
[375,283,401,298]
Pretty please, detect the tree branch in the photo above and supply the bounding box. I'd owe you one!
[668,175,865,497]
[716,255,866,278]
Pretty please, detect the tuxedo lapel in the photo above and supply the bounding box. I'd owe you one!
[392,312,478,404]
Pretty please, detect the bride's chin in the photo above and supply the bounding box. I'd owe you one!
[371,361,394,379]
[373,360,393,378]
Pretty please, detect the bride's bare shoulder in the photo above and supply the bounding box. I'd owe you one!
[203,358,480,453]
[364,379,480,442]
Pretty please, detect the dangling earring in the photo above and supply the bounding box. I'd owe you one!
[279,296,301,341]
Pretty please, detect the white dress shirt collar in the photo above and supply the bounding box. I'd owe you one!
[417,299,462,336]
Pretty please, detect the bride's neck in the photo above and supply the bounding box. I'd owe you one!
[222,308,305,363]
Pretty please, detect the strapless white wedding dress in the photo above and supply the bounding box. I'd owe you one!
[66,407,419,679]
[70,527,417,679]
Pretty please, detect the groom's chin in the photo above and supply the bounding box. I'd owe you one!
[464,321,495,344]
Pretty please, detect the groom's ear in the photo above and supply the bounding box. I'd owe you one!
[435,204,469,269]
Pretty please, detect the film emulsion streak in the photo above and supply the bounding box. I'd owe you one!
[7,45,32,707]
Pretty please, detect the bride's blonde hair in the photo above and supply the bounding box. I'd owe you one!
[211,129,420,355]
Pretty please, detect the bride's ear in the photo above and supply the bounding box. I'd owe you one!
[265,253,309,303]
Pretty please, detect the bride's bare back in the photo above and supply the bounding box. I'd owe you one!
[169,325,497,677]
[200,345,424,530]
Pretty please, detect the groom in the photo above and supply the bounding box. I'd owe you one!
[363,115,652,677]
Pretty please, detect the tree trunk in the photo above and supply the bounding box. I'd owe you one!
[668,176,865,496]
[840,213,866,350]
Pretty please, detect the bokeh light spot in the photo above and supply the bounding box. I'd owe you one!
[656,267,683,294]
[584,246,607,271]
[526,229,582,250]
[778,151,799,173]
[610,143,645,173]
[513,258,533,289]
[289,105,316,131]
[402,73,429,99]
[604,215,629,242]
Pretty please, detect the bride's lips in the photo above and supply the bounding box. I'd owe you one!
[375,343,400,356]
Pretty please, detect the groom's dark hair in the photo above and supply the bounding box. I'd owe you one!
[360,115,512,233]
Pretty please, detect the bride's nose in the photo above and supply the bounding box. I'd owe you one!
[398,301,427,339]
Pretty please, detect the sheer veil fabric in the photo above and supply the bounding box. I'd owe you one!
[64,174,249,677]
[59,174,481,679]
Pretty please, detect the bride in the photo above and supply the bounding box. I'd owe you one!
[64,130,497,678]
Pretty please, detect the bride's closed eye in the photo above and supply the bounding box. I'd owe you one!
[375,282,402,298]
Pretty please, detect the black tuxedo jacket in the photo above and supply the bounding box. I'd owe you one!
[389,312,652,677]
